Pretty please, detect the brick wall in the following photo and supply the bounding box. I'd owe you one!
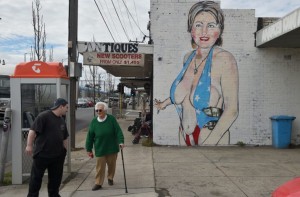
[151,0,300,146]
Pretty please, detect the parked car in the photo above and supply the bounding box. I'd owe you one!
[86,99,94,107]
[77,98,88,108]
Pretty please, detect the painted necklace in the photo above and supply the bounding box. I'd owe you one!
[194,54,209,75]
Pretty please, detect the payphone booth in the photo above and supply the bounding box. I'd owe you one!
[10,61,71,184]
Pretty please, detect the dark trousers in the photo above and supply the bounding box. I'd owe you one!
[27,153,66,197]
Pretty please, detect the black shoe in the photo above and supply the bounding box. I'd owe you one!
[92,184,102,191]
[108,179,114,186]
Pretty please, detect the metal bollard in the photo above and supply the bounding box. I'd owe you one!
[0,108,11,183]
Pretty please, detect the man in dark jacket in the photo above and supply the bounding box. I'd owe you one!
[25,98,69,197]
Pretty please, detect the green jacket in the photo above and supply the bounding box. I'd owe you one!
[85,114,124,157]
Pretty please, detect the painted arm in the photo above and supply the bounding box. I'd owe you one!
[203,52,239,145]
[154,97,172,113]
[153,52,191,113]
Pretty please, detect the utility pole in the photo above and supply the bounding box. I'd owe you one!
[24,53,28,62]
[68,0,78,150]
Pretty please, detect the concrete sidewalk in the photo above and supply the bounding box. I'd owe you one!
[1,117,300,197]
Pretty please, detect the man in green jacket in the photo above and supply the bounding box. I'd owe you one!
[85,101,125,191]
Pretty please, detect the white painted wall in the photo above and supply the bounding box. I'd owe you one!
[151,0,300,146]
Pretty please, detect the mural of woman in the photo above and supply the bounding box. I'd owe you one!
[154,1,239,146]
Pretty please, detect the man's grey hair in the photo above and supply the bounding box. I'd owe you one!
[95,102,108,111]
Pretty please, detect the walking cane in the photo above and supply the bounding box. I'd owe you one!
[120,147,128,193]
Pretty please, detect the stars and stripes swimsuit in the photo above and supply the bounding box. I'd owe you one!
[170,47,219,146]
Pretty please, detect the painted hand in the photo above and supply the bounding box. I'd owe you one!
[154,99,166,114]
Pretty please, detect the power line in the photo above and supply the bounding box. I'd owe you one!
[93,0,116,42]
[96,0,119,41]
[103,0,122,41]
[121,0,146,36]
[132,0,140,27]
[116,0,130,41]
[124,1,137,40]
[111,0,130,41]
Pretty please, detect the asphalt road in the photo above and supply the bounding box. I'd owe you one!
[75,107,95,131]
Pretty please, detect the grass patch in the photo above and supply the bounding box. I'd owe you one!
[0,172,12,186]
[142,138,156,147]
[235,141,246,147]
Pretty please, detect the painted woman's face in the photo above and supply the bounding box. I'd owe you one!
[191,12,221,49]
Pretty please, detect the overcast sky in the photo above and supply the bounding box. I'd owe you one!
[0,0,300,68]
